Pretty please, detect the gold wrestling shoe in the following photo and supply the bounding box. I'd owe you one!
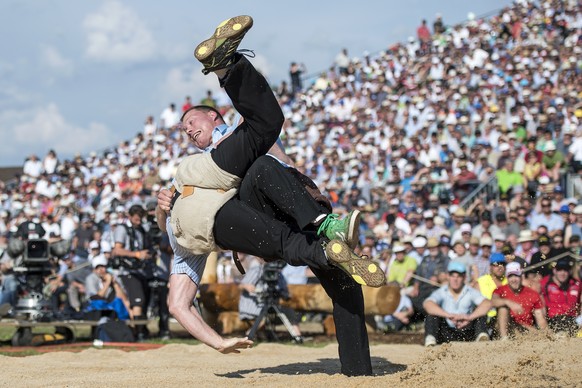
[325,239,386,287]
[195,15,253,74]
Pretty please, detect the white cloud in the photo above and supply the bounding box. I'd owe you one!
[0,104,115,162]
[83,1,155,63]
[41,46,74,76]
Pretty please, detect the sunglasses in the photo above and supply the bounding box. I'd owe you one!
[491,262,506,267]
[553,240,563,243]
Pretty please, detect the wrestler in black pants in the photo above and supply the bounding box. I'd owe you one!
[208,56,372,375]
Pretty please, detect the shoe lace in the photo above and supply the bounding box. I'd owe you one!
[317,213,339,236]
[237,49,255,58]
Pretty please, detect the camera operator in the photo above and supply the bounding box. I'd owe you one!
[0,234,18,309]
[14,209,45,240]
[111,204,153,341]
[144,201,170,340]
[238,259,302,340]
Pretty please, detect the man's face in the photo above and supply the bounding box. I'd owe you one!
[181,109,218,149]
[507,274,522,291]
[490,261,506,277]
[395,252,405,262]
[129,213,142,227]
[541,200,552,215]
[448,272,465,291]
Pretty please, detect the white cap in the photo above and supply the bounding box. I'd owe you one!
[100,241,112,253]
[393,244,406,253]
[423,210,434,219]
[412,236,427,248]
[89,240,100,250]
[545,141,556,151]
[390,198,400,206]
[91,255,108,268]
[499,143,510,152]
[460,223,472,233]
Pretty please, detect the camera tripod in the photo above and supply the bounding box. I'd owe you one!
[247,288,303,343]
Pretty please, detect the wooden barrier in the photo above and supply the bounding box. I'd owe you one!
[199,283,400,315]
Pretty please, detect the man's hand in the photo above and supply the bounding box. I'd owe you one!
[507,300,524,315]
[217,337,254,354]
[158,188,173,212]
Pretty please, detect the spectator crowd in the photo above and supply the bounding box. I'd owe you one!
[0,0,581,343]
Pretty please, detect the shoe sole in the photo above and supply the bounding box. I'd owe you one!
[346,209,361,250]
[325,239,386,287]
[195,15,253,62]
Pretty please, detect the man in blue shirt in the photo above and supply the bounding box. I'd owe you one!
[423,261,491,346]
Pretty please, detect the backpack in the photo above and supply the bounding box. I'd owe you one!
[95,318,135,342]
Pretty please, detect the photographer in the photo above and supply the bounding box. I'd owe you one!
[144,201,170,340]
[238,259,302,340]
[111,204,153,341]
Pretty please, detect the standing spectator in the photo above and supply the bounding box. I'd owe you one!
[289,62,306,96]
[200,90,217,108]
[335,48,350,75]
[423,261,491,346]
[144,115,156,138]
[42,150,59,175]
[541,258,581,336]
[23,154,43,178]
[492,262,548,339]
[159,103,180,130]
[181,96,193,113]
[433,13,445,35]
[416,19,432,51]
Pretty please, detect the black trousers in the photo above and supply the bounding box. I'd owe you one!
[210,56,372,376]
[425,315,488,343]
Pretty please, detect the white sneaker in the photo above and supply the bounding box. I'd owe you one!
[476,332,489,342]
[425,335,437,347]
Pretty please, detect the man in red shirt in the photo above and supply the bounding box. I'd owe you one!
[492,262,547,339]
[541,258,581,336]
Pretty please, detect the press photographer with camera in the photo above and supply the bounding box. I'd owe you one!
[238,259,302,341]
[144,201,171,340]
[111,204,153,341]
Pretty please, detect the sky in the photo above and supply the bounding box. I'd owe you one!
[0,0,511,167]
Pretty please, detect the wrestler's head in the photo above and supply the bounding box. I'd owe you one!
[180,105,225,149]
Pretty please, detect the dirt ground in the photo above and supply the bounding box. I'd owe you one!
[0,332,580,387]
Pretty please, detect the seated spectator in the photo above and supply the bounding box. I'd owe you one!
[84,255,131,320]
[530,197,565,237]
[492,262,548,339]
[476,252,508,321]
[409,238,449,320]
[529,234,558,277]
[423,262,491,346]
[387,243,417,292]
[377,291,414,333]
[541,258,581,337]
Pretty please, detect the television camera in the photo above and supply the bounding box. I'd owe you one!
[6,238,70,321]
[247,260,302,343]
